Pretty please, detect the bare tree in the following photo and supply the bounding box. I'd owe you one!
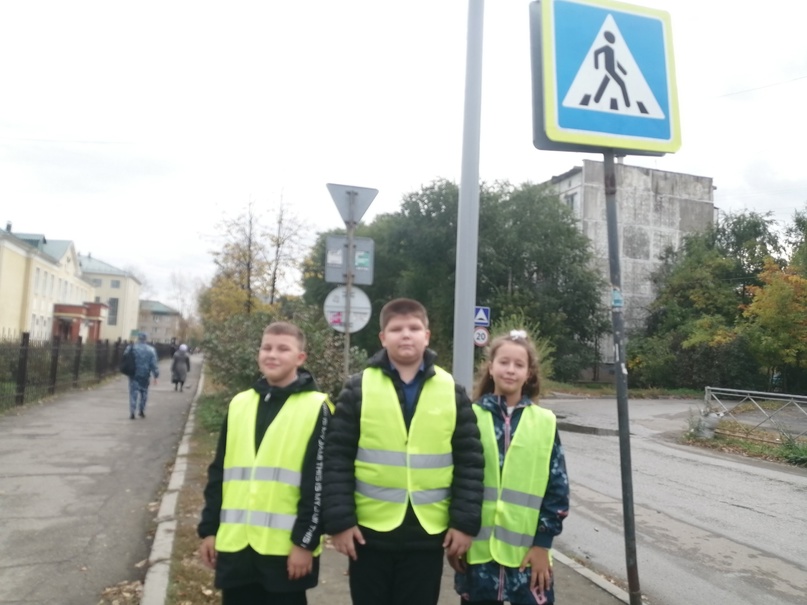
[267,198,305,304]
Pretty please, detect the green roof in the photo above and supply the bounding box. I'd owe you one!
[140,300,180,315]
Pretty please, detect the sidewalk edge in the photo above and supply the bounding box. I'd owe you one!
[553,550,630,604]
[140,368,205,605]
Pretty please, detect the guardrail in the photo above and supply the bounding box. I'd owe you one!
[703,386,807,440]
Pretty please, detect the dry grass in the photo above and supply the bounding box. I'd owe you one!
[165,428,222,604]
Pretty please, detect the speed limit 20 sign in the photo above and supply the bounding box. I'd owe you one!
[473,326,490,347]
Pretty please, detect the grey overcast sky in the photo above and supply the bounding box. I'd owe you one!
[2,0,806,305]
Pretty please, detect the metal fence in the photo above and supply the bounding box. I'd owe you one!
[703,386,807,440]
[0,333,172,411]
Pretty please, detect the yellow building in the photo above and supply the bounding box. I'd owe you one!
[0,226,95,341]
[78,254,142,342]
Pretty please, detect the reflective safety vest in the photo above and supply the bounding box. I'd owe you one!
[216,389,331,556]
[467,403,556,567]
[354,366,456,534]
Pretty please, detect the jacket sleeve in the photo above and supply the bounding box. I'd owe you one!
[198,415,228,538]
[322,375,362,535]
[448,386,484,536]
[533,429,570,549]
[292,402,331,550]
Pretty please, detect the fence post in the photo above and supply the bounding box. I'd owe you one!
[15,332,30,405]
[95,340,104,381]
[72,336,83,388]
[48,336,61,395]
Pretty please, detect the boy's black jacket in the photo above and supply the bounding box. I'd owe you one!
[197,369,330,591]
[322,348,484,551]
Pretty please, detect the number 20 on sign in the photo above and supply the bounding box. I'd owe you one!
[473,327,490,347]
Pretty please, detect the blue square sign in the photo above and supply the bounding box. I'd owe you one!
[474,306,491,327]
[538,0,680,153]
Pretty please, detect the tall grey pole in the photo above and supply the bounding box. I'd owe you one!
[603,149,642,605]
[344,192,356,382]
[452,0,485,392]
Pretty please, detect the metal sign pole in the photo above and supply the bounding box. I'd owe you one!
[452,0,485,392]
[344,191,356,382]
[603,149,642,605]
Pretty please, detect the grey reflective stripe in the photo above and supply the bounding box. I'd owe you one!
[474,526,493,541]
[220,508,296,531]
[501,488,543,510]
[253,466,302,487]
[223,467,252,481]
[409,453,453,469]
[357,448,407,466]
[356,479,407,503]
[483,487,498,501]
[410,487,450,505]
[495,526,534,549]
[221,508,249,524]
[250,511,296,531]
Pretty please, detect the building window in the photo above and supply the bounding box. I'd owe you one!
[95,296,101,303]
[564,192,577,214]
[111,279,121,289]
[108,297,119,326]
[35,268,40,294]
[90,278,102,287]
[152,314,161,323]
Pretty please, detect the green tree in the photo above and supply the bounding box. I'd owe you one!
[302,179,608,380]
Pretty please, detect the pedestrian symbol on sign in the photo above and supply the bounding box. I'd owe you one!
[563,14,664,118]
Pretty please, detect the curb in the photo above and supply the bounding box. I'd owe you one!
[140,369,205,605]
[552,551,631,604]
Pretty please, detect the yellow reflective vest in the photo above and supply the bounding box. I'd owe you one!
[216,388,331,556]
[354,366,456,534]
[467,403,556,567]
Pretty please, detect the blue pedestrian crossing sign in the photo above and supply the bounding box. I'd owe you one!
[474,306,491,327]
[536,0,680,153]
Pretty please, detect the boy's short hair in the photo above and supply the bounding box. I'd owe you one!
[379,298,429,330]
[263,321,306,350]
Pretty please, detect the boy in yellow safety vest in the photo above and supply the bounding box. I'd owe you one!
[198,322,332,605]
[323,298,484,605]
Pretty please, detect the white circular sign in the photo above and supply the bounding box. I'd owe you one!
[473,326,490,347]
[323,286,372,334]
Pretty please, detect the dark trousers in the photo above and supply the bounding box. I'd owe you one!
[221,584,306,605]
[349,545,444,605]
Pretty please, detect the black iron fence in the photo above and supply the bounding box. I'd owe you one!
[0,333,173,411]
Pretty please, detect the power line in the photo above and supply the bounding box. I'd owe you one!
[715,74,807,98]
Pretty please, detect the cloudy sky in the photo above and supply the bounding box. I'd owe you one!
[2,0,806,306]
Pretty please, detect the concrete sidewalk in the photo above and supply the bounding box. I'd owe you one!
[0,356,199,605]
[0,362,629,605]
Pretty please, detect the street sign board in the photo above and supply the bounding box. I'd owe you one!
[323,286,372,334]
[326,183,379,225]
[324,236,375,285]
[473,326,490,348]
[531,0,680,154]
[474,306,491,327]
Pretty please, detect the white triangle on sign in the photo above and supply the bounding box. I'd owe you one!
[474,308,488,324]
[562,15,664,119]
[327,183,379,225]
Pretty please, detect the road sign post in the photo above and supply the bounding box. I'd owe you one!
[327,184,378,381]
[529,2,681,602]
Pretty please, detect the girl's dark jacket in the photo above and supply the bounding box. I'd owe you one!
[322,348,484,551]
[197,370,330,592]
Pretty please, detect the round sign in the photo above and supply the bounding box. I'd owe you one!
[473,326,490,347]
[323,286,372,334]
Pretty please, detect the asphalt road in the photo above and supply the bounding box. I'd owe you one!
[545,398,807,605]
[0,358,196,605]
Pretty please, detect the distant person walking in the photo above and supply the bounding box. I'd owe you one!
[171,344,191,392]
[125,332,159,419]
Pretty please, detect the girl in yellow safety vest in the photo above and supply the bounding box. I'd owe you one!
[449,330,569,605]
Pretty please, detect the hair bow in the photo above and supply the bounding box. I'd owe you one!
[509,329,528,340]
